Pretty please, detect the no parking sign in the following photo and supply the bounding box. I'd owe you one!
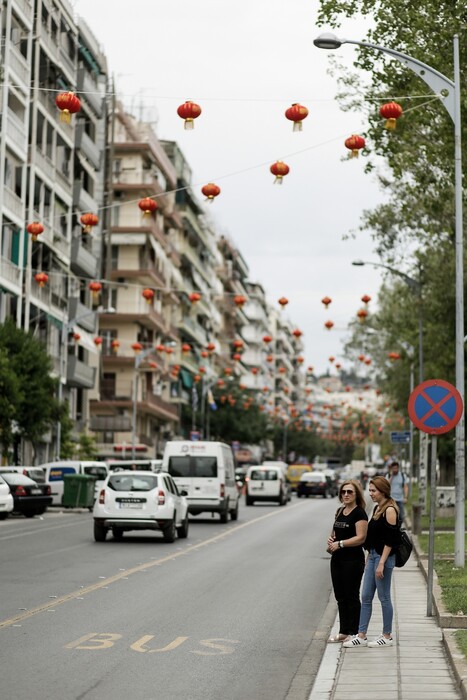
[407,379,463,435]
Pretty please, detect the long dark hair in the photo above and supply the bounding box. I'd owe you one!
[370,476,399,519]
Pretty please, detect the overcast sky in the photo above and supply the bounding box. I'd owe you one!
[73,0,384,374]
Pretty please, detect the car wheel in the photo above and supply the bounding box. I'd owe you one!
[230,499,239,521]
[245,496,254,506]
[163,517,177,543]
[220,501,229,523]
[112,528,124,540]
[0,512,8,520]
[23,510,35,518]
[177,514,189,539]
[297,493,302,498]
[279,493,286,506]
[322,491,328,499]
[36,507,46,515]
[305,494,309,498]
[94,522,107,542]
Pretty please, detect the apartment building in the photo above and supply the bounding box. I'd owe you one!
[0,0,107,462]
[89,109,183,458]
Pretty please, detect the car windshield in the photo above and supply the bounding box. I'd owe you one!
[83,466,108,479]
[1,473,37,486]
[168,456,218,478]
[250,469,278,481]
[301,473,325,482]
[107,474,159,492]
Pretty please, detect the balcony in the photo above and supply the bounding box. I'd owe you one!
[178,315,207,346]
[59,47,76,82]
[12,0,34,22]
[39,28,59,62]
[0,256,21,289]
[77,68,104,117]
[69,298,96,332]
[73,181,97,213]
[34,149,55,183]
[8,47,30,89]
[66,356,96,389]
[3,186,24,220]
[89,415,131,432]
[75,124,101,170]
[70,237,98,278]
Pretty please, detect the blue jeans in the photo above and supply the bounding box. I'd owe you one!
[358,549,395,636]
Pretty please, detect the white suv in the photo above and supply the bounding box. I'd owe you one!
[0,475,14,519]
[93,471,189,543]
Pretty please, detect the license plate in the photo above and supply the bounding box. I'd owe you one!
[31,488,41,494]
[119,502,143,509]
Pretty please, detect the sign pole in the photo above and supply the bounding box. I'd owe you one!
[427,435,437,617]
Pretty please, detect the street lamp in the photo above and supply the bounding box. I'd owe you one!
[352,260,423,383]
[317,32,464,568]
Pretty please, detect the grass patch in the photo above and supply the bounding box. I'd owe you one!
[432,559,467,615]
[418,533,467,555]
[454,630,467,656]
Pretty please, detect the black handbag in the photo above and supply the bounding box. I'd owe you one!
[394,528,413,567]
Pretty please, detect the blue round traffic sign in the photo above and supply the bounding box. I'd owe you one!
[407,379,463,435]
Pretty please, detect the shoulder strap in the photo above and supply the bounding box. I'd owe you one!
[334,506,344,520]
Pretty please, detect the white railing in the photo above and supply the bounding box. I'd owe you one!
[3,187,24,219]
[0,256,21,286]
[8,48,30,85]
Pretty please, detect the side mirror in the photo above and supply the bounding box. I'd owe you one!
[180,490,188,497]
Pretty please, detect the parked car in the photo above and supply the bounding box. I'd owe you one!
[0,475,14,520]
[39,461,108,505]
[93,470,189,543]
[1,473,52,517]
[297,471,329,498]
[245,465,288,506]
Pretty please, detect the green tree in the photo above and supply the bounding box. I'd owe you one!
[0,347,21,460]
[0,320,60,459]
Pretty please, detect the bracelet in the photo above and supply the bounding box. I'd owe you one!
[339,540,344,549]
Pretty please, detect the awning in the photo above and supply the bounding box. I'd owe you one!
[180,367,193,389]
[72,325,99,354]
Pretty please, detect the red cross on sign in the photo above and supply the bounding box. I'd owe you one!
[407,379,463,435]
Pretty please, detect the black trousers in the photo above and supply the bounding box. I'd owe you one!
[330,556,365,636]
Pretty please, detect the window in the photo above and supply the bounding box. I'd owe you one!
[168,456,190,478]
[108,474,158,492]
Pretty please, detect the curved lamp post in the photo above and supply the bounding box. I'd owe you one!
[316,33,464,567]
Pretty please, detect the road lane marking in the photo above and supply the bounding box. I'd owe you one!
[0,502,303,629]
[0,518,90,541]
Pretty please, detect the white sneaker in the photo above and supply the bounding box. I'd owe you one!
[343,635,367,647]
[368,635,393,647]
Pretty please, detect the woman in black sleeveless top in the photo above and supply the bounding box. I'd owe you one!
[326,479,368,643]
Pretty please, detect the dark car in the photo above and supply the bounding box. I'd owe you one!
[297,471,329,498]
[1,473,52,517]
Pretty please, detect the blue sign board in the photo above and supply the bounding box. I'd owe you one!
[408,379,463,435]
[390,431,411,444]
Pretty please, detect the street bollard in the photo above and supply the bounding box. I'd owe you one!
[412,504,423,535]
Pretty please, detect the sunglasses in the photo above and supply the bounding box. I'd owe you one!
[341,489,355,495]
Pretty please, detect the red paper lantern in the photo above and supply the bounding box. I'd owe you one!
[73,333,81,342]
[345,134,365,158]
[182,343,191,354]
[142,288,155,304]
[388,352,401,361]
[94,336,103,347]
[201,183,221,201]
[198,366,206,374]
[278,296,288,309]
[111,339,120,353]
[89,281,102,300]
[27,222,44,241]
[206,342,216,352]
[379,101,403,130]
[165,347,174,354]
[321,296,332,309]
[177,100,202,129]
[307,366,314,373]
[361,294,371,305]
[55,91,81,123]
[201,351,209,358]
[132,342,143,354]
[251,367,258,375]
[357,308,368,323]
[329,356,335,363]
[297,356,304,364]
[233,353,242,362]
[364,358,372,366]
[138,198,158,217]
[285,103,309,131]
[292,329,303,338]
[233,295,247,308]
[155,344,166,352]
[232,339,244,350]
[80,212,99,234]
[335,362,342,370]
[270,161,290,184]
[224,367,233,376]
[324,320,334,330]
[263,335,272,344]
[34,272,49,288]
[189,292,201,304]
[279,367,286,374]
[266,354,274,363]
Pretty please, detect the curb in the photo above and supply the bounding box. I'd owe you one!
[412,533,467,698]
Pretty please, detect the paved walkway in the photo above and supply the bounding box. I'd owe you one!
[309,556,461,700]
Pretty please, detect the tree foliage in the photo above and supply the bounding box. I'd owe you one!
[0,320,60,459]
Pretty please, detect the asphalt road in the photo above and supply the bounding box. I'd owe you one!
[0,496,338,700]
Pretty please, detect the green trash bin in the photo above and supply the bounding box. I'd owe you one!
[63,474,97,508]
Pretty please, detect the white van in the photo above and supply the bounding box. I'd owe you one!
[106,459,163,473]
[39,461,108,505]
[162,441,239,522]
[245,465,288,506]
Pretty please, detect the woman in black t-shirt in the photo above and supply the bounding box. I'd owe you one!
[326,479,368,643]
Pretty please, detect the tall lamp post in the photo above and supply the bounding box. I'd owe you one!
[315,32,464,567]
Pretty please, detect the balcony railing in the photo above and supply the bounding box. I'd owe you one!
[75,124,101,170]
[70,237,98,278]
[0,255,21,287]
[66,356,96,389]
[8,47,30,86]
[3,186,24,219]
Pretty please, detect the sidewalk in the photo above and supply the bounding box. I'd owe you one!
[309,555,462,700]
